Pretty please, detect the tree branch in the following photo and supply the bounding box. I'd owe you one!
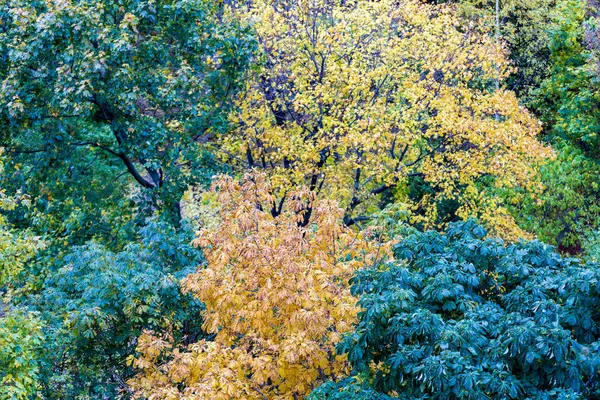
[343,215,372,227]
[115,152,156,188]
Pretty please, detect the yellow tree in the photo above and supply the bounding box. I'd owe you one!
[220,0,552,239]
[128,174,377,399]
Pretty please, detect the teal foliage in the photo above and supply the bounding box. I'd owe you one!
[313,220,600,399]
[309,378,394,400]
[0,0,256,224]
[24,220,204,399]
[583,230,600,263]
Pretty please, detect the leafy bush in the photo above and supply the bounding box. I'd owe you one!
[506,144,600,255]
[27,220,205,399]
[0,310,44,400]
[312,220,600,399]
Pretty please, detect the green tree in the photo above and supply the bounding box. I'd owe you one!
[500,0,600,255]
[507,144,600,255]
[535,0,599,155]
[0,311,44,400]
[24,220,205,399]
[0,3,255,397]
[0,0,255,225]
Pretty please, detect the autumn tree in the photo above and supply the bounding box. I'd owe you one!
[220,0,551,238]
[128,174,378,399]
[0,0,255,223]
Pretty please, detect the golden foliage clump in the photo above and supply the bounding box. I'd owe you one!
[128,174,376,399]
[221,0,553,239]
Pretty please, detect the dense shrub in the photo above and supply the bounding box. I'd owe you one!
[0,310,44,400]
[28,220,204,399]
[311,221,600,399]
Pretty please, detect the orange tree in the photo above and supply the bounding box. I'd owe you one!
[128,174,380,399]
[219,0,551,239]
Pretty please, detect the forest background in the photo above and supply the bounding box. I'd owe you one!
[2,0,600,398]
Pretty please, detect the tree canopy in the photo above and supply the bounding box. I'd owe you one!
[128,174,376,399]
[0,0,255,221]
[2,0,600,399]
[312,221,600,399]
[220,0,551,237]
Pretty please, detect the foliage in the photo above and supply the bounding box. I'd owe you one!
[0,0,255,223]
[0,310,44,400]
[583,229,600,262]
[455,0,559,104]
[535,0,600,157]
[501,0,600,256]
[25,220,204,399]
[0,1,253,397]
[2,143,138,250]
[507,143,600,254]
[2,0,600,399]
[0,150,41,288]
[0,151,44,400]
[309,377,394,400]
[220,0,551,238]
[313,220,600,399]
[128,174,379,400]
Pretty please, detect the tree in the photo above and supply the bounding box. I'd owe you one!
[505,143,600,255]
[0,310,44,400]
[24,220,205,399]
[501,0,600,255]
[219,0,551,238]
[0,0,255,222]
[535,0,599,156]
[312,220,600,399]
[453,0,560,105]
[0,149,44,400]
[128,174,378,399]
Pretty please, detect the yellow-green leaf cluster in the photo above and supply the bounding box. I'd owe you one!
[0,150,41,288]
